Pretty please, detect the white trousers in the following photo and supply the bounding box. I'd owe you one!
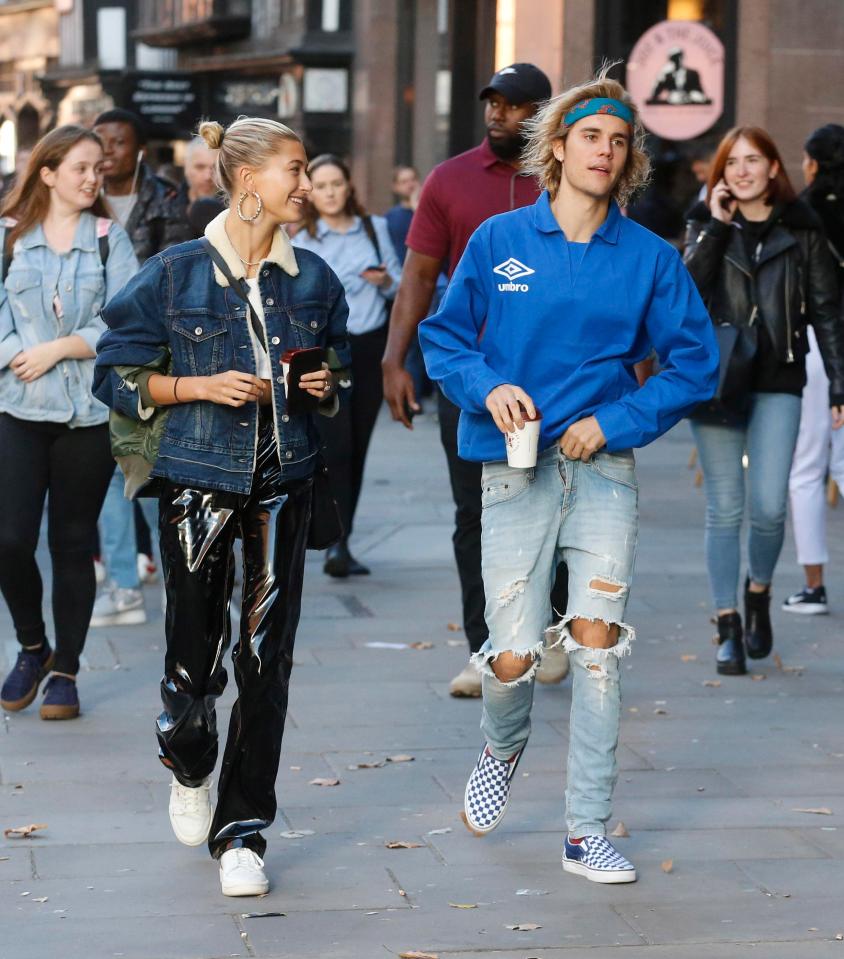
[788,327,844,566]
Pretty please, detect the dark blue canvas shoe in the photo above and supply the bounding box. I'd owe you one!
[40,675,80,720]
[562,834,636,884]
[1,644,54,712]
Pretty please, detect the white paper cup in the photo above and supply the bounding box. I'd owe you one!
[505,414,542,468]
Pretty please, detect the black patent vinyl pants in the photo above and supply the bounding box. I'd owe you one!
[156,413,312,860]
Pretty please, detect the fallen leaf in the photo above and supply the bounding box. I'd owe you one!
[703,679,721,687]
[792,807,833,816]
[447,622,462,631]
[449,902,477,909]
[387,754,415,764]
[398,888,407,897]
[751,673,767,681]
[427,827,452,836]
[611,821,630,838]
[409,641,434,650]
[680,654,698,662]
[385,840,424,849]
[654,708,668,715]
[515,888,549,896]
[3,823,47,839]
[773,653,784,670]
[661,859,674,873]
[347,761,385,770]
[506,922,542,931]
[399,952,439,959]
[279,829,315,839]
[308,778,340,787]
[32,897,48,903]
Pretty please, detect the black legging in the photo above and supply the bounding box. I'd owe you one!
[0,414,114,675]
[317,323,388,538]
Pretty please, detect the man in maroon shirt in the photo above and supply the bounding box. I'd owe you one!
[382,63,569,697]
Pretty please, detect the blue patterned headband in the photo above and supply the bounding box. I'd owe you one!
[563,97,634,130]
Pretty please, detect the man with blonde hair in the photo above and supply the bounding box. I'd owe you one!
[420,71,718,884]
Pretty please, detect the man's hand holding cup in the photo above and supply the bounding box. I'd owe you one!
[486,384,542,469]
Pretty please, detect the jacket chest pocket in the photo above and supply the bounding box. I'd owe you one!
[171,314,230,375]
[4,269,42,323]
[287,304,328,348]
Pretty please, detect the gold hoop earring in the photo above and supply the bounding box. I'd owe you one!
[237,190,263,222]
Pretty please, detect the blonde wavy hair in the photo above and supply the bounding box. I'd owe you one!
[522,65,650,207]
[198,116,301,198]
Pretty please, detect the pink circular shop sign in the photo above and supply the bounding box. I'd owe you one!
[627,20,724,140]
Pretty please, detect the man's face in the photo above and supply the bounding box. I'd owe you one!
[392,167,419,201]
[484,93,535,161]
[691,158,711,185]
[552,114,630,201]
[94,122,140,185]
[185,144,217,199]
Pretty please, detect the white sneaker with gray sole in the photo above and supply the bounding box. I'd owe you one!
[90,585,147,627]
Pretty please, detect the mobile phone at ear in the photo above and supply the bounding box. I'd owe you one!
[720,190,735,209]
[284,347,327,415]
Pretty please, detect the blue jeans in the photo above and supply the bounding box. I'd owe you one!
[99,467,159,589]
[691,392,802,610]
[472,445,639,837]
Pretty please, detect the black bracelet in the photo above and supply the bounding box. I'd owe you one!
[173,377,182,403]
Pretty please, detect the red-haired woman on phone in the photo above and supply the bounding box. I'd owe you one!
[684,127,844,676]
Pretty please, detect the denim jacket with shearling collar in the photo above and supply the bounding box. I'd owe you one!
[94,210,351,494]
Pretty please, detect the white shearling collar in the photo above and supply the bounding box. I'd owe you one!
[203,209,299,287]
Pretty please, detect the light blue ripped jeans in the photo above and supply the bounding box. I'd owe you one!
[472,445,638,837]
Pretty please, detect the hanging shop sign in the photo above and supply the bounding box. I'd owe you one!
[627,20,724,140]
[124,73,200,138]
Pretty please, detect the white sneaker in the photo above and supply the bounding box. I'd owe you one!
[137,552,158,585]
[537,644,570,684]
[219,847,269,897]
[449,660,482,697]
[90,585,147,627]
[168,775,213,846]
[93,557,106,586]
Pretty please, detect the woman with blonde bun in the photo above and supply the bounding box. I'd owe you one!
[94,117,350,897]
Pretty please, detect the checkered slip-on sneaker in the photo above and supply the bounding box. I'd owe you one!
[562,834,637,884]
[461,744,524,835]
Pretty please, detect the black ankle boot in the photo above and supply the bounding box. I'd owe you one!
[744,579,773,659]
[715,611,746,676]
[324,540,351,578]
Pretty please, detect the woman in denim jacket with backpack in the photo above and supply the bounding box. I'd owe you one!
[0,125,137,721]
[93,117,350,899]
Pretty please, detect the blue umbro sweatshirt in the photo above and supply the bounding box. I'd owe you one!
[419,192,719,463]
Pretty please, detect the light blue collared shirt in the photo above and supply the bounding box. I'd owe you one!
[291,215,401,335]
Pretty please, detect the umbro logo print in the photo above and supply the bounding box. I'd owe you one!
[493,257,535,292]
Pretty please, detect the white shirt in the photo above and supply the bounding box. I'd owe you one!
[107,193,138,228]
[244,278,272,379]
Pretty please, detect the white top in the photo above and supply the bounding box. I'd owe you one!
[107,193,138,228]
[244,277,272,379]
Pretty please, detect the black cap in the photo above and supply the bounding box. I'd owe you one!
[479,63,552,106]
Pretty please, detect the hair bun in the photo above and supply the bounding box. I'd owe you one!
[198,121,224,150]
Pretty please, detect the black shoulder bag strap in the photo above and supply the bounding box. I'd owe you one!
[200,237,268,352]
[361,214,383,265]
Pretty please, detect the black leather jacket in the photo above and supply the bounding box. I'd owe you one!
[123,164,192,263]
[684,199,844,405]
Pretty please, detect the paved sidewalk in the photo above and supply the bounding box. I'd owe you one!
[2,409,844,959]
